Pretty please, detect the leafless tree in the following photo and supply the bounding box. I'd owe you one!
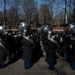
[0,11,4,23]
[22,0,37,25]
[6,0,20,28]
[39,0,55,24]
[39,4,51,24]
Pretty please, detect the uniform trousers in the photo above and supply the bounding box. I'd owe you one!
[0,60,4,68]
[24,60,31,69]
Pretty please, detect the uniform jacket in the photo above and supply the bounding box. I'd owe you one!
[21,35,35,60]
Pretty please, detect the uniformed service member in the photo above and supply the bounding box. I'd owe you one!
[0,26,8,68]
[41,24,60,70]
[19,22,35,69]
[68,24,75,70]
[5,30,16,61]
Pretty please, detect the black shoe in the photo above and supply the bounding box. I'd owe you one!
[24,67,28,70]
[47,67,55,70]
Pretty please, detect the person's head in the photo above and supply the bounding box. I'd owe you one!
[0,26,5,35]
[19,22,30,36]
[42,23,53,38]
[0,26,5,40]
[68,24,75,34]
[7,30,13,35]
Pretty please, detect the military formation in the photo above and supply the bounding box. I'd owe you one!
[0,22,75,70]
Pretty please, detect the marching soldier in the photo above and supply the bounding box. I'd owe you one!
[68,24,75,70]
[41,24,60,70]
[32,29,43,63]
[5,30,16,61]
[59,32,70,60]
[0,26,8,68]
[19,22,35,69]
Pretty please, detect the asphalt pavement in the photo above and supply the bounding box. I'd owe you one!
[0,55,75,75]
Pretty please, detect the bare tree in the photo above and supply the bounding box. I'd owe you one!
[22,0,37,25]
[0,11,4,23]
[39,4,51,24]
[39,0,55,24]
[1,0,75,28]
[6,0,21,28]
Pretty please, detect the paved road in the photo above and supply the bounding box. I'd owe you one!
[0,55,75,75]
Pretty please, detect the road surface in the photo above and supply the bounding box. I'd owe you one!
[0,54,75,75]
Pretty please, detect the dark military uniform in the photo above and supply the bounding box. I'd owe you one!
[54,34,61,44]
[59,33,70,60]
[70,34,75,69]
[0,43,7,68]
[5,30,16,61]
[67,23,75,70]
[64,35,71,60]
[35,32,43,57]
[54,34,61,54]
[41,34,57,69]
[59,33,66,57]
[21,34,35,69]
[41,34,47,53]
[19,22,36,69]
[14,35,22,54]
[32,31,43,63]
[0,34,8,68]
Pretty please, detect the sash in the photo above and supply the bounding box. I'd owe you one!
[23,36,34,46]
[48,37,60,49]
